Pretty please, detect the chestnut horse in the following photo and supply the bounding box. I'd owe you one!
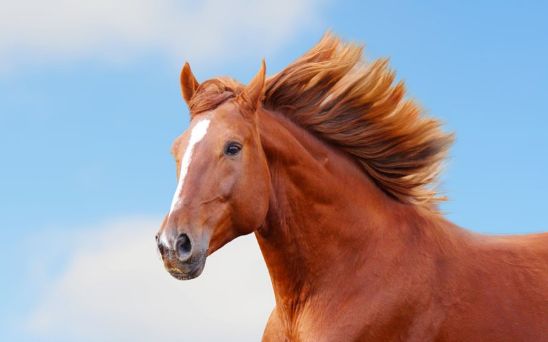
[156,34,548,341]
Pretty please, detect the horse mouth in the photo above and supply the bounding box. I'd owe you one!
[163,253,207,280]
[167,263,205,280]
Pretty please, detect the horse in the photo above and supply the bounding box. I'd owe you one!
[156,33,548,341]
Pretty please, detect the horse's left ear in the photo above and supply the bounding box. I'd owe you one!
[240,59,266,117]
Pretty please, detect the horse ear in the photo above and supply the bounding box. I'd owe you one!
[240,59,266,117]
[180,62,199,106]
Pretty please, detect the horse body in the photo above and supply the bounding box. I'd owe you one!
[156,33,548,341]
[256,108,548,341]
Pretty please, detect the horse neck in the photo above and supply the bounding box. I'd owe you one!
[254,108,459,314]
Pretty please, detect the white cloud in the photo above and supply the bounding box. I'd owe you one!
[26,217,275,341]
[0,0,324,68]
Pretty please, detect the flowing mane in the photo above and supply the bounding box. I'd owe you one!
[264,33,454,205]
[189,33,454,206]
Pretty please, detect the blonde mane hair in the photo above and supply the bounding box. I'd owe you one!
[263,33,454,206]
[190,33,454,206]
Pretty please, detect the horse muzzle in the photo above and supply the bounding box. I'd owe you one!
[156,232,208,280]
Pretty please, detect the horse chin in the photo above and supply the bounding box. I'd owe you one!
[167,266,204,280]
[165,254,207,281]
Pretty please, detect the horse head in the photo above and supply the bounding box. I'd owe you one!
[156,61,271,280]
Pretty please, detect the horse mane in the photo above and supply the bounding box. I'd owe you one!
[189,33,454,207]
[263,33,454,206]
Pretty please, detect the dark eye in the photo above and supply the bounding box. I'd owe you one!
[224,142,242,156]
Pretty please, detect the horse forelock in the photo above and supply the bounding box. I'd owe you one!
[188,78,243,116]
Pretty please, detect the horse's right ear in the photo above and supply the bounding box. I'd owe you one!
[239,59,266,117]
[180,62,199,106]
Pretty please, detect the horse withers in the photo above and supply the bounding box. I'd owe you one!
[156,34,548,341]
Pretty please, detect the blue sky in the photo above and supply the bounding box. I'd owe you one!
[1,1,547,341]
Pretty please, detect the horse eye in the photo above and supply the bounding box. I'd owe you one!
[224,142,242,156]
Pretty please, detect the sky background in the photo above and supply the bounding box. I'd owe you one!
[1,1,547,341]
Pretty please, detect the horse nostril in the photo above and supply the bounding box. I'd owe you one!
[176,233,192,261]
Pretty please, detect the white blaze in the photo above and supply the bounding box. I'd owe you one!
[169,119,211,216]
